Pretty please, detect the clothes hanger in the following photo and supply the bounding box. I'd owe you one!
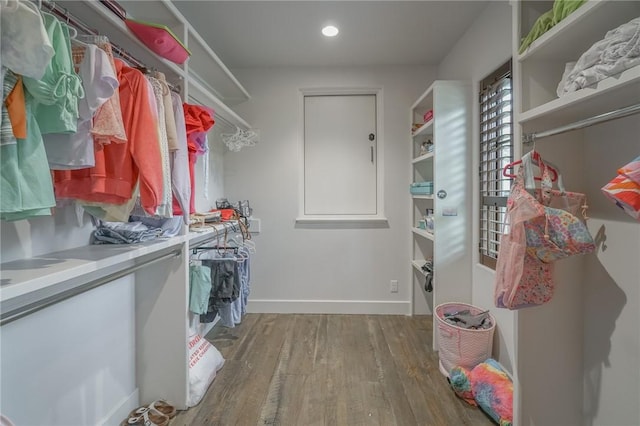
[502,149,558,182]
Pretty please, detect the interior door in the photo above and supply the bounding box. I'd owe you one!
[304,94,377,215]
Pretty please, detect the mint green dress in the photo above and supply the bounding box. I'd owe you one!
[0,73,56,221]
[22,12,84,134]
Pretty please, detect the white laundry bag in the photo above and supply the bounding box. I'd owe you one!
[187,333,225,407]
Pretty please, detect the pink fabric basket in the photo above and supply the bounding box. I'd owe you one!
[435,303,495,377]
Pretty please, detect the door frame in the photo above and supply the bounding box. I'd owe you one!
[296,87,387,224]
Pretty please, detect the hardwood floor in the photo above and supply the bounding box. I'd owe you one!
[173,314,494,426]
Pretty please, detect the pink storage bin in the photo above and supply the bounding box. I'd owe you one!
[435,302,495,377]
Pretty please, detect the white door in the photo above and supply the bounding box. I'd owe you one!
[304,95,377,215]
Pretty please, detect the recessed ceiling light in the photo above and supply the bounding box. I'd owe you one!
[322,25,339,37]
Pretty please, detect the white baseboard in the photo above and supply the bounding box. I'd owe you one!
[100,388,139,426]
[247,299,411,315]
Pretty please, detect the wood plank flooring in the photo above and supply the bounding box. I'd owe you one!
[173,314,494,426]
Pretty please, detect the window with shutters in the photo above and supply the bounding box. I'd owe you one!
[479,61,512,269]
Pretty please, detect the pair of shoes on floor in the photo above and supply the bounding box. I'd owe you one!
[121,400,176,426]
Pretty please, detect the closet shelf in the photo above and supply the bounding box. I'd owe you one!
[519,66,640,130]
[57,0,186,82]
[412,227,434,241]
[411,260,428,276]
[0,237,184,305]
[58,0,253,130]
[186,29,251,106]
[0,221,242,318]
[186,221,242,247]
[518,0,640,63]
[117,0,185,27]
[188,78,251,130]
[412,194,434,200]
[411,120,433,139]
[412,152,434,164]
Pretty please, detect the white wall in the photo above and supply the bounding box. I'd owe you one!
[0,206,94,263]
[435,1,515,371]
[223,65,435,314]
[582,116,640,426]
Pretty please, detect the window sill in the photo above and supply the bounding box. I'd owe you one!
[295,216,389,224]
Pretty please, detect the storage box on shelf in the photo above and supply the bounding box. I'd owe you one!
[409,81,472,338]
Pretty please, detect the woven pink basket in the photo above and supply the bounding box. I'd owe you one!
[435,303,495,377]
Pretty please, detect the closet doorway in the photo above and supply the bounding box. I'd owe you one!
[303,93,378,216]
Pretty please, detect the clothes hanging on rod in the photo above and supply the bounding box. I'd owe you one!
[189,242,252,328]
[523,103,640,144]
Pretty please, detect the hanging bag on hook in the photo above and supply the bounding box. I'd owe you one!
[495,151,595,310]
[521,152,596,262]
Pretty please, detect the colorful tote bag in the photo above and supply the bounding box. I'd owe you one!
[494,157,552,310]
[495,152,595,310]
[520,153,596,263]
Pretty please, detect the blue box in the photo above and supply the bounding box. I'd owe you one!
[410,181,433,195]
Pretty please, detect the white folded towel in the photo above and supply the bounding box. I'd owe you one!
[561,17,640,95]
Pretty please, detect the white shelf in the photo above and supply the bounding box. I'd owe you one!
[411,260,428,276]
[118,0,185,25]
[58,0,186,83]
[519,65,640,129]
[412,194,434,200]
[188,78,251,130]
[59,0,253,131]
[411,120,433,138]
[412,152,434,164]
[519,0,640,63]
[411,81,435,110]
[0,220,245,319]
[0,237,185,304]
[412,227,434,241]
[186,28,251,106]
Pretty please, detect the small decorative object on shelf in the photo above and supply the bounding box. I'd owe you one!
[420,139,433,155]
[423,109,434,123]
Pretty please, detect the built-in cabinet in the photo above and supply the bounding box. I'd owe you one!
[512,1,640,425]
[0,1,252,424]
[409,81,472,349]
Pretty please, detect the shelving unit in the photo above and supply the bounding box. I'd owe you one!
[0,223,240,413]
[57,0,252,130]
[412,227,434,241]
[517,0,640,125]
[513,1,640,425]
[409,82,472,350]
[1,2,254,422]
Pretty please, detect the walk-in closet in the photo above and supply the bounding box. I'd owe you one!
[1,1,638,425]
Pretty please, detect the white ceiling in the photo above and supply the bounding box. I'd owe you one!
[173,1,490,68]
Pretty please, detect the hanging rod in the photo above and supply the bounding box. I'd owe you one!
[0,248,181,326]
[40,0,146,69]
[523,103,640,144]
[189,221,240,250]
